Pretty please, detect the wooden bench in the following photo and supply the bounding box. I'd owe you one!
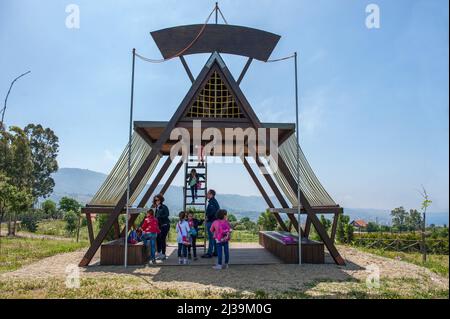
[259,231,325,264]
[100,239,148,265]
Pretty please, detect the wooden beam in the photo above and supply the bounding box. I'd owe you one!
[121,159,184,237]
[179,55,195,83]
[242,157,288,231]
[330,212,339,243]
[85,212,94,245]
[160,160,184,194]
[304,216,312,239]
[237,57,253,85]
[253,157,301,234]
[267,207,342,215]
[138,156,173,207]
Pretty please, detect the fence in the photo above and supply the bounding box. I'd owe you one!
[352,237,448,255]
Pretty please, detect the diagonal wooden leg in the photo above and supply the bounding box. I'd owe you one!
[252,156,302,235]
[304,215,312,238]
[242,157,288,231]
[120,159,183,237]
[306,210,345,265]
[330,211,340,243]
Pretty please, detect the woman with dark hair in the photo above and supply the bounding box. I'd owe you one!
[153,194,170,260]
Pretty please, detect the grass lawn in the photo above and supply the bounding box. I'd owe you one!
[356,246,449,277]
[0,275,447,299]
[0,236,88,273]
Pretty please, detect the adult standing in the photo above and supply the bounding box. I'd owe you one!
[202,189,220,258]
[154,194,170,260]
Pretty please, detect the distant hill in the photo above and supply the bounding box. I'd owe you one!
[47,168,449,225]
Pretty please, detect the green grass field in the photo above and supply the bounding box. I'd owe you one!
[0,236,88,273]
[0,275,447,299]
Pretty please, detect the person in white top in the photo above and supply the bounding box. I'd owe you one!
[176,211,191,265]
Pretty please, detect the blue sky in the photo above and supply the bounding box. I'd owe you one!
[1,0,448,212]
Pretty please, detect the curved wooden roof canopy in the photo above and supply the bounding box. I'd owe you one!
[150,24,281,61]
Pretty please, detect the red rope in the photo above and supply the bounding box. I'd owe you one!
[135,7,216,63]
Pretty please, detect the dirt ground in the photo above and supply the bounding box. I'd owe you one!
[1,243,447,298]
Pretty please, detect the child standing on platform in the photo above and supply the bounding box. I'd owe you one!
[210,209,232,270]
[187,211,203,260]
[176,211,191,265]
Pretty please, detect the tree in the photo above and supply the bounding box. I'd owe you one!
[344,223,354,243]
[406,209,422,231]
[419,186,432,263]
[41,199,58,219]
[59,197,81,241]
[227,213,237,223]
[337,214,349,243]
[24,124,59,199]
[59,197,81,213]
[257,210,277,231]
[1,127,34,235]
[391,206,408,232]
[320,215,332,233]
[366,221,380,232]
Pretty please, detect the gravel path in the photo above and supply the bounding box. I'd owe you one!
[1,244,447,294]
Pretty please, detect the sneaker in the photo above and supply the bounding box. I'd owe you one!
[212,264,222,270]
[178,258,183,265]
[158,254,166,260]
[223,264,229,269]
[152,259,156,264]
[183,258,189,265]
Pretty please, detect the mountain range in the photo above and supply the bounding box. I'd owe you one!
[48,168,449,225]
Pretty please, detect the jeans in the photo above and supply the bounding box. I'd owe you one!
[157,224,170,255]
[188,235,197,257]
[206,221,216,255]
[178,243,188,258]
[141,232,157,260]
[190,185,198,201]
[216,241,229,265]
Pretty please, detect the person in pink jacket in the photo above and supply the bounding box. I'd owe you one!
[210,209,232,270]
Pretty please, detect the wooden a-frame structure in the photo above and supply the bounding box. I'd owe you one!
[79,22,345,267]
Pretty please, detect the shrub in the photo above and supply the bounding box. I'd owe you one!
[96,213,115,242]
[20,212,39,232]
[64,211,78,235]
[257,210,277,231]
[41,199,59,219]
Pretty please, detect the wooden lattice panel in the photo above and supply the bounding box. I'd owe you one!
[186,71,244,118]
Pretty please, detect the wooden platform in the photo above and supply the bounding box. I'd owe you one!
[99,242,283,266]
[259,231,325,264]
[100,240,147,265]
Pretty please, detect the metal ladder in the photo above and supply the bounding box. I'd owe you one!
[183,155,207,252]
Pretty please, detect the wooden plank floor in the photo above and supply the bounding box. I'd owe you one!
[152,243,283,266]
